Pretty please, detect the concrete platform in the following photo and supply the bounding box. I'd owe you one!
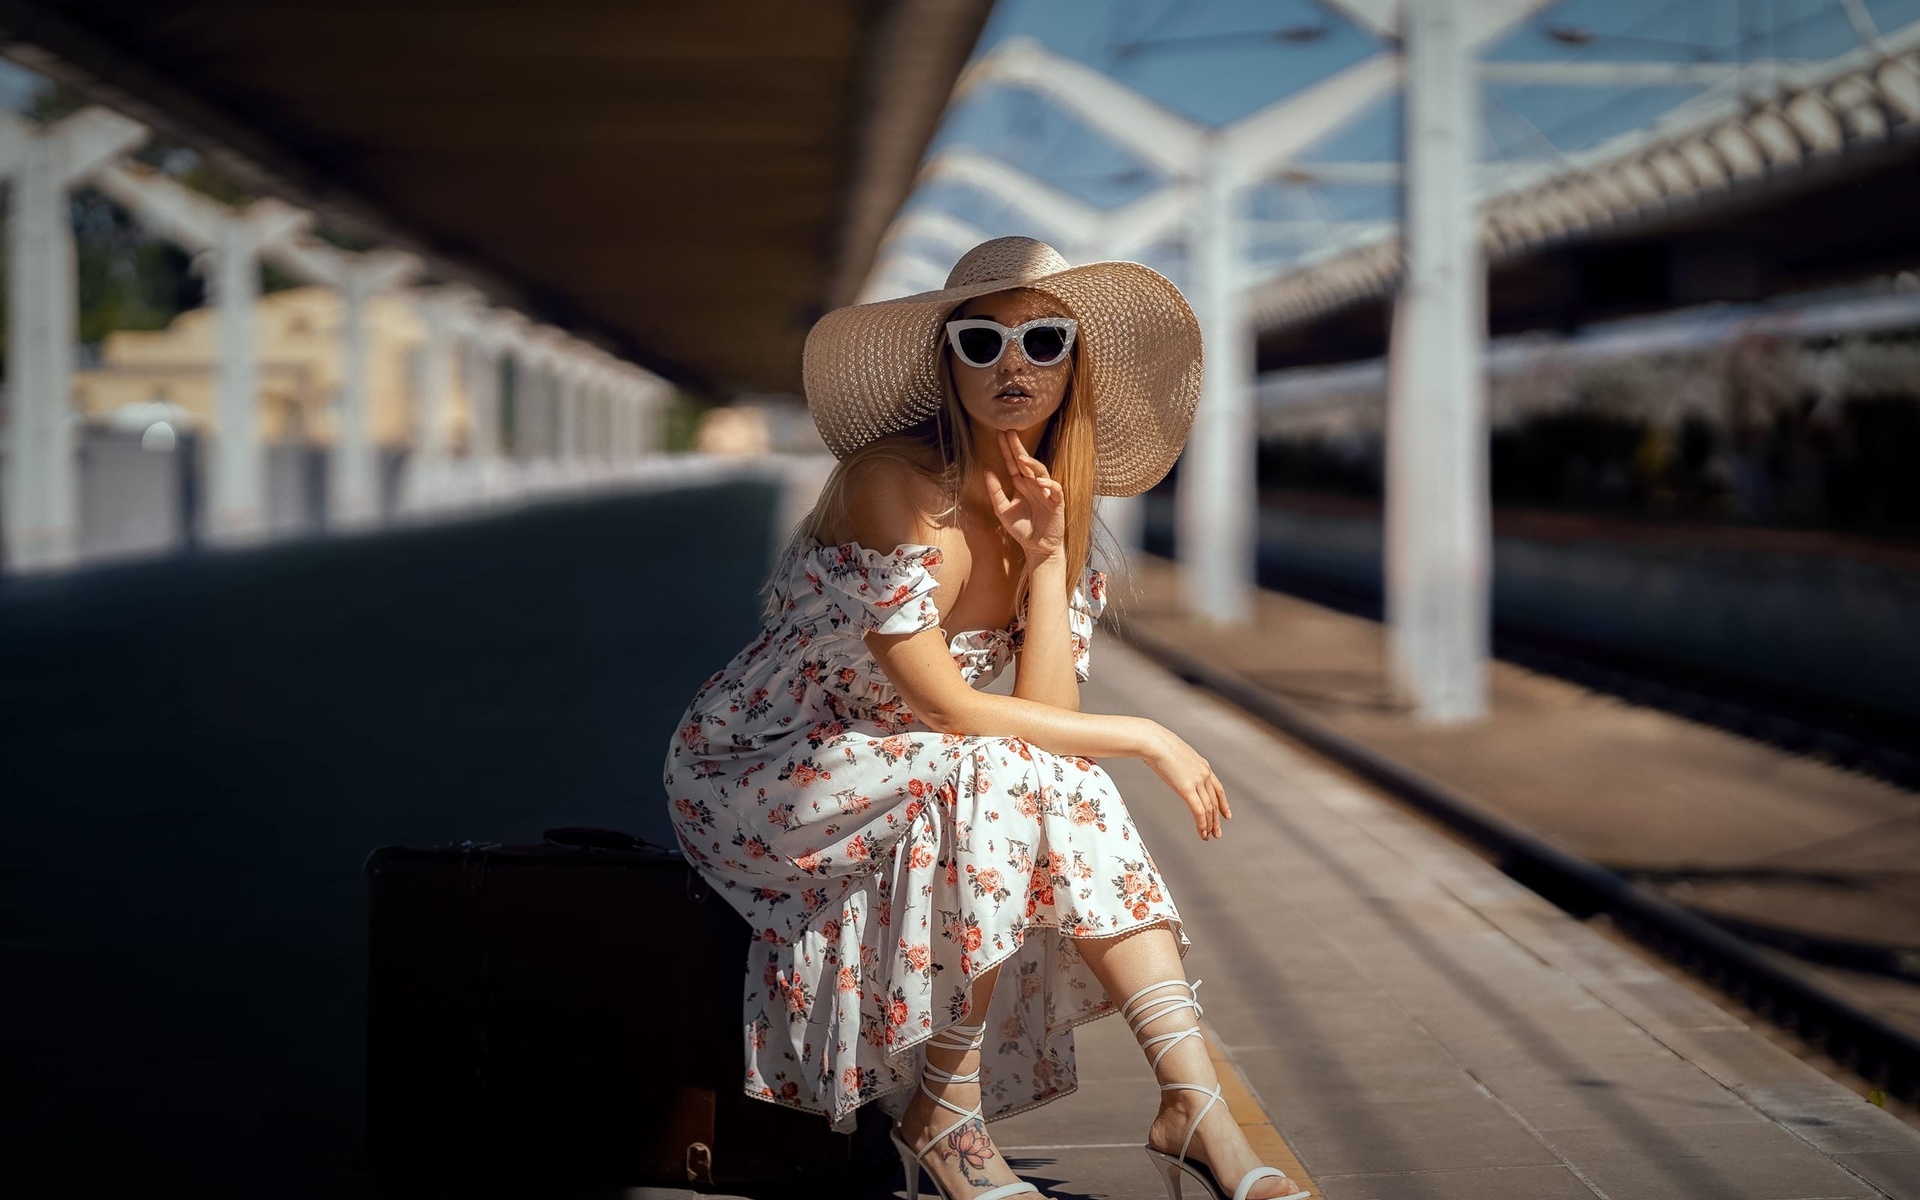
[642,638,1920,1200]
[1113,554,1920,1046]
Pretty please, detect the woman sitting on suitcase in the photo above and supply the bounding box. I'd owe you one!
[664,237,1309,1200]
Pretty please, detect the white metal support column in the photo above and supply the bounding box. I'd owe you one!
[578,366,603,463]
[574,372,596,463]
[482,311,532,463]
[207,203,307,541]
[620,373,651,461]
[0,109,145,572]
[634,377,660,459]
[576,362,599,460]
[99,163,510,542]
[520,363,544,462]
[97,162,314,544]
[589,371,606,463]
[596,379,617,461]
[460,331,505,505]
[399,286,472,515]
[1097,492,1147,581]
[464,336,502,461]
[260,237,416,531]
[329,254,414,528]
[556,364,580,466]
[522,356,553,464]
[1176,134,1255,625]
[620,388,641,461]
[598,369,625,461]
[412,291,463,464]
[1387,0,1490,722]
[637,378,668,453]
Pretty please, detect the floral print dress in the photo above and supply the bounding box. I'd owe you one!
[663,536,1190,1135]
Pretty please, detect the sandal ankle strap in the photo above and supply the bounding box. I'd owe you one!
[1121,979,1224,1165]
[1120,978,1206,1073]
[1159,1080,1227,1164]
[910,1019,990,1161]
[1124,982,1305,1198]
[927,1018,987,1054]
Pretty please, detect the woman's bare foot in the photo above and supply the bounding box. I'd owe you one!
[1147,1091,1304,1200]
[898,1083,1028,1198]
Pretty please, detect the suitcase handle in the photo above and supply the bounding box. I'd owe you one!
[542,826,673,855]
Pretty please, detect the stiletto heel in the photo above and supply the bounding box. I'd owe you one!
[888,1018,1042,1200]
[1145,1144,1185,1200]
[1125,978,1311,1200]
[895,1129,924,1200]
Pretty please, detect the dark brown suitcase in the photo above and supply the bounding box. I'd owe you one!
[363,826,893,1191]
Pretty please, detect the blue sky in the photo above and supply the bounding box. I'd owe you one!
[886,0,1920,295]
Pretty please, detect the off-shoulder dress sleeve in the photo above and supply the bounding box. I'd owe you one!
[1067,564,1109,683]
[801,541,944,637]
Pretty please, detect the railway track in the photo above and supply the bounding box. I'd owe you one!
[1105,590,1920,1109]
[1137,513,1920,793]
[1491,632,1920,794]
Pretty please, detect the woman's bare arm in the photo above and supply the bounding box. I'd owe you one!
[865,622,1232,840]
[985,428,1079,710]
[869,620,1153,755]
[1010,554,1079,710]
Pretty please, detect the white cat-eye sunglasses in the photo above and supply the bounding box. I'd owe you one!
[943,316,1079,369]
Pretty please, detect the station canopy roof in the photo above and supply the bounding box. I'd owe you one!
[0,0,995,396]
[877,0,1920,368]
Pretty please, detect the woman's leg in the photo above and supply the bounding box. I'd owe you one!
[1076,923,1304,1200]
[898,959,1029,1196]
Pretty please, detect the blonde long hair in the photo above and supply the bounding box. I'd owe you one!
[763,292,1117,624]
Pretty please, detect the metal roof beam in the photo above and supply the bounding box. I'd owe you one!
[1320,0,1402,40]
[912,148,1101,245]
[939,0,1552,261]
[856,256,949,303]
[1103,182,1197,258]
[1479,61,1799,87]
[951,35,1203,177]
[877,209,988,263]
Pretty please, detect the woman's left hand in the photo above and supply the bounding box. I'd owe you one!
[985,428,1066,562]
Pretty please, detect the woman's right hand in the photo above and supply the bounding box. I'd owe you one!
[1142,723,1232,841]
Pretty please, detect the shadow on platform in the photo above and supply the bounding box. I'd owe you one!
[0,481,784,1195]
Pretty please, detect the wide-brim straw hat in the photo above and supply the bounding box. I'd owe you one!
[802,235,1204,497]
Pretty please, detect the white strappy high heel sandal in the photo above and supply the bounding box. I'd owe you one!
[1123,978,1311,1200]
[889,1018,1044,1200]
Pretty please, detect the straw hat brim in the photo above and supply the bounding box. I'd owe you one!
[803,259,1203,498]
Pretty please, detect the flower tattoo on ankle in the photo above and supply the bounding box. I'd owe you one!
[945,1119,996,1185]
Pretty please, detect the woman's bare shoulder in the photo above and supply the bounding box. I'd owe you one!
[832,452,957,560]
[843,450,942,504]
